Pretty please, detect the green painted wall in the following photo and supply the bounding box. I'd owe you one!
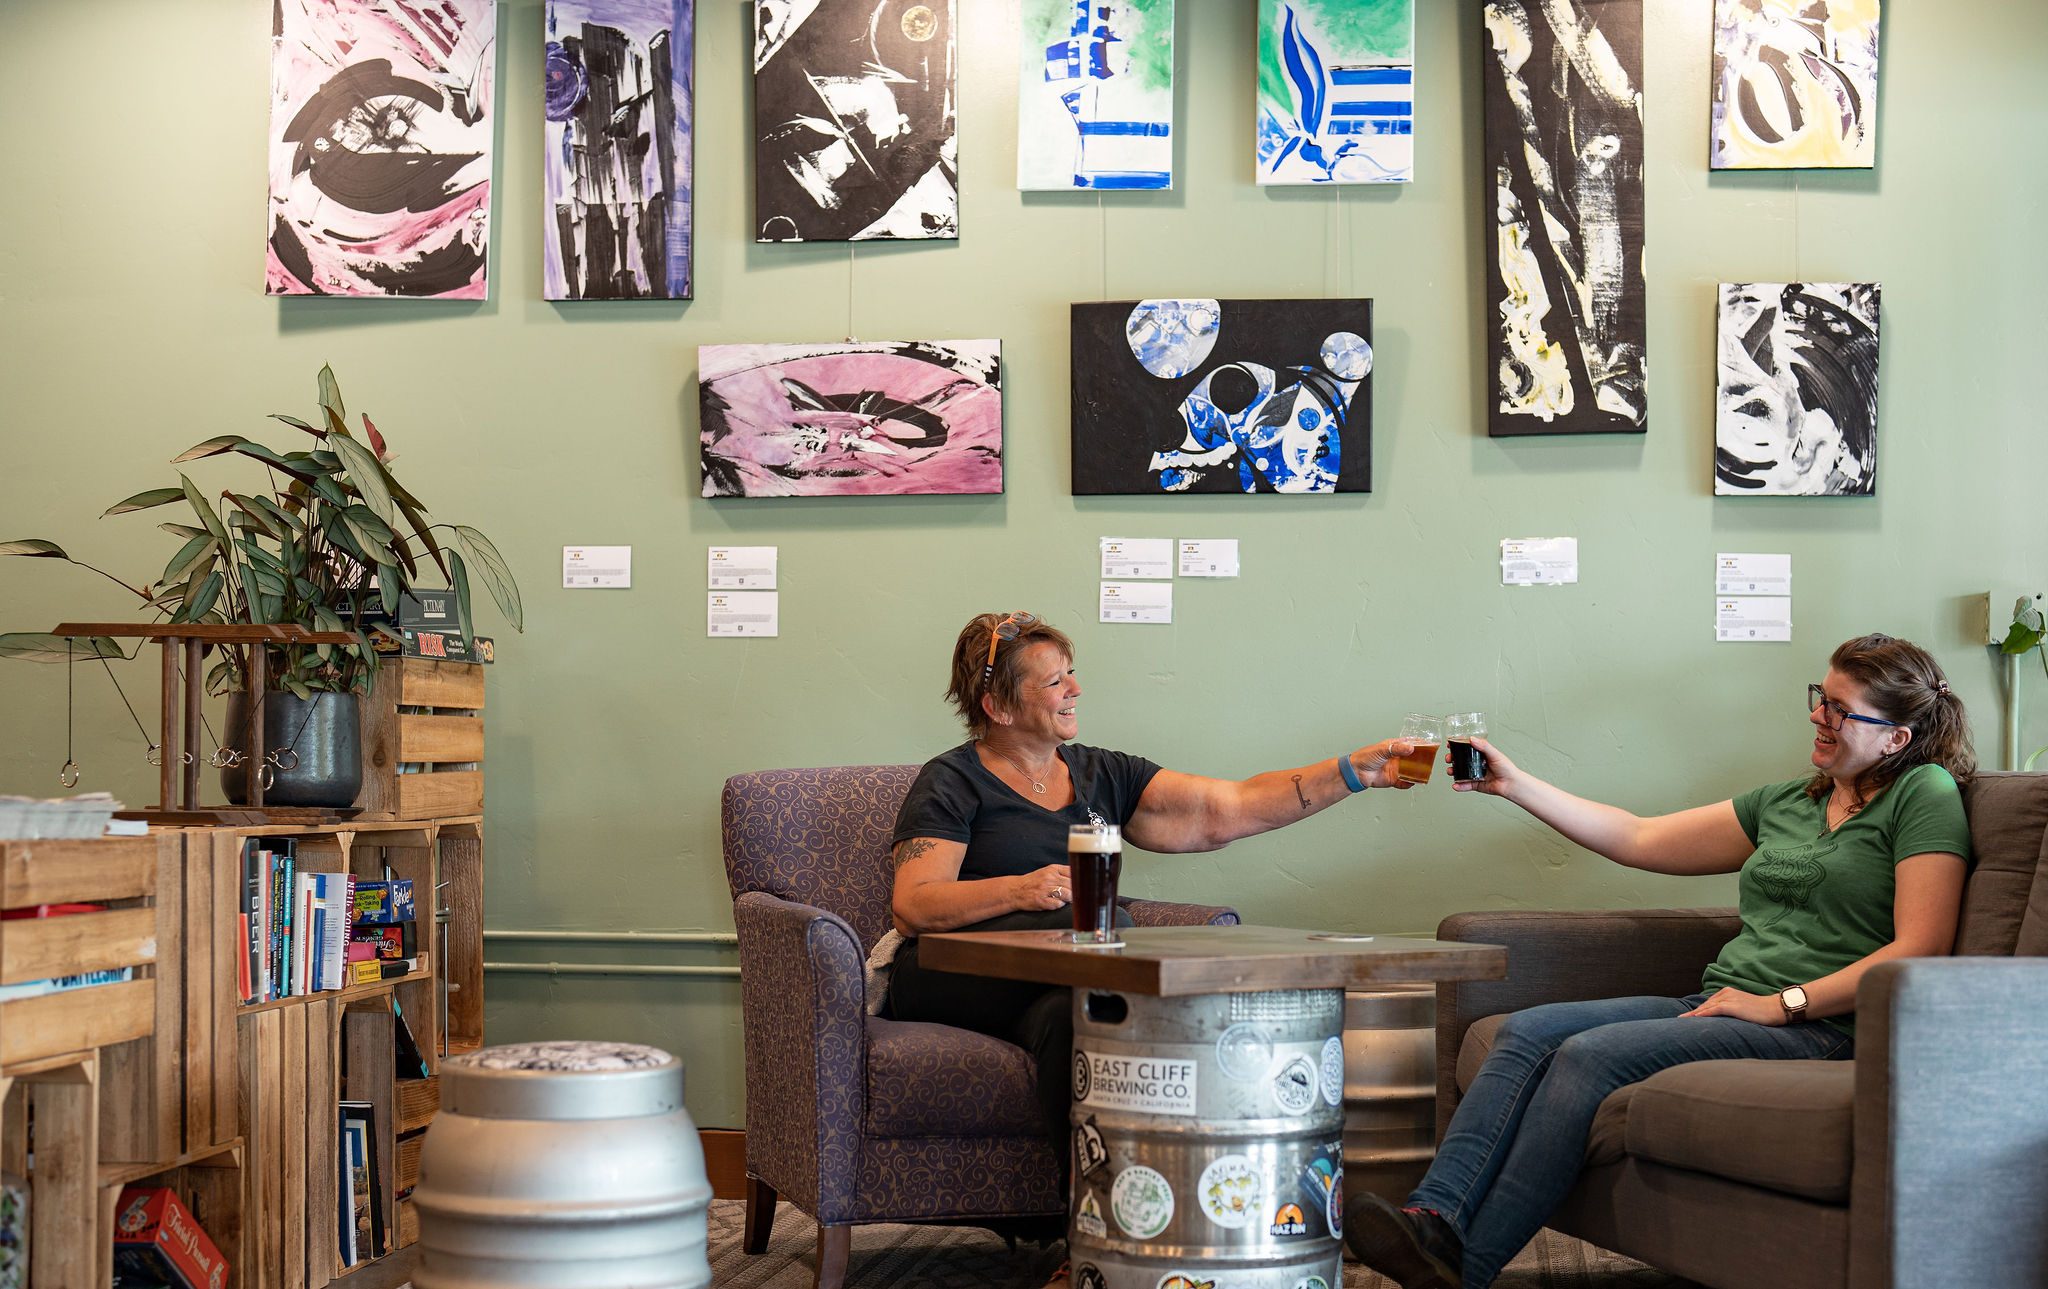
[2,1,2043,1130]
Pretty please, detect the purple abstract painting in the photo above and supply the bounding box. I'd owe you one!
[267,0,496,298]
[699,341,1003,497]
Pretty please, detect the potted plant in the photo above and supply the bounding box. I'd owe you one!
[2001,594,2047,770]
[1,367,521,806]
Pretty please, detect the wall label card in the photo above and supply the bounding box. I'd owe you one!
[1716,553,1791,596]
[1101,538,1174,579]
[709,591,778,637]
[1100,582,1173,624]
[1501,538,1578,586]
[1717,598,1791,642]
[709,546,777,589]
[1177,539,1239,578]
[563,546,631,588]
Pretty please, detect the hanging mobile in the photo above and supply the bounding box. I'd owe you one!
[59,638,82,789]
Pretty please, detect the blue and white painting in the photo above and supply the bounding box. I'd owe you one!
[1019,0,1175,190]
[1257,0,1414,185]
[1071,299,1373,495]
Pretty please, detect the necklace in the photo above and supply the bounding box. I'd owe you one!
[983,741,1058,795]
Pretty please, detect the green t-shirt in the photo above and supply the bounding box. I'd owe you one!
[1702,762,1971,1034]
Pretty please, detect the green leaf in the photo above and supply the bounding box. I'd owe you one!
[376,562,401,617]
[0,634,133,663]
[160,534,214,587]
[181,569,224,623]
[178,474,230,544]
[172,435,252,464]
[448,548,476,646]
[227,493,286,540]
[1999,622,2044,657]
[0,539,69,558]
[247,494,304,535]
[158,523,210,539]
[311,476,348,508]
[330,433,396,527]
[285,675,313,701]
[451,526,522,631]
[246,567,288,597]
[269,414,321,437]
[103,487,188,517]
[317,366,346,434]
[232,442,319,482]
[342,503,395,545]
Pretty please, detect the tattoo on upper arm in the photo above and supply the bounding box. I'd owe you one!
[1292,774,1311,810]
[896,838,938,867]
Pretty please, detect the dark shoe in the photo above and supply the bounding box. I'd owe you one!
[1343,1192,1462,1289]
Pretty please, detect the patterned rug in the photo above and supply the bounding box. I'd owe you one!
[708,1200,1702,1289]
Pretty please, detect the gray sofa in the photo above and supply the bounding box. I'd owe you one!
[1435,771,2048,1289]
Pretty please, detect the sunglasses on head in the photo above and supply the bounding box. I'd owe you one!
[982,612,1039,685]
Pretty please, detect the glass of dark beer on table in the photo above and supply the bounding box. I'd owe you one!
[1068,823,1124,947]
[1448,712,1488,782]
[1396,714,1444,785]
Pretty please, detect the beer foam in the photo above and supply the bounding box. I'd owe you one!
[1068,830,1120,853]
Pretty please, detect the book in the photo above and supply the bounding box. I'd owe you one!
[110,1186,227,1289]
[352,879,415,924]
[339,1109,362,1267]
[339,1102,386,1258]
[392,999,432,1080]
[354,922,416,961]
[0,966,133,1004]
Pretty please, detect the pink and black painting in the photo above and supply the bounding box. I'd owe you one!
[698,341,1003,497]
[267,0,497,298]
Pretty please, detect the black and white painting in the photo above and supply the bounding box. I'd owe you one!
[754,0,958,242]
[1482,0,1646,437]
[1071,299,1372,495]
[1715,282,1880,496]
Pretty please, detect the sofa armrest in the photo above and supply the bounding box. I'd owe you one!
[1849,957,2048,1289]
[1434,908,1739,1138]
[1121,897,1240,927]
[732,889,869,1222]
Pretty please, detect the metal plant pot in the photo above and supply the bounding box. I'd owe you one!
[220,690,363,808]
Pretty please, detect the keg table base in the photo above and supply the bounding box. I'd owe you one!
[919,927,1505,1289]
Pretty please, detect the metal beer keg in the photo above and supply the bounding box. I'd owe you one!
[413,1041,711,1289]
[1341,986,1437,1204]
[1069,988,1346,1289]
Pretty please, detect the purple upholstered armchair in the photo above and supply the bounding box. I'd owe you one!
[723,765,1238,1289]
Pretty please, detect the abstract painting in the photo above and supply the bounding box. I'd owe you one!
[1071,299,1372,495]
[267,0,496,298]
[1257,0,1414,185]
[1711,0,1880,170]
[699,341,1002,497]
[754,0,958,242]
[1482,0,1647,437]
[543,0,694,299]
[1019,0,1175,191]
[1715,282,1880,496]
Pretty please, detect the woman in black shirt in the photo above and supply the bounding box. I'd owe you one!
[886,611,1415,1185]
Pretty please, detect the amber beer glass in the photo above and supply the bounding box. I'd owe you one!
[1068,823,1123,946]
[1448,712,1489,782]
[1396,714,1444,785]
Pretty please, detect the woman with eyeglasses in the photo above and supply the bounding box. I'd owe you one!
[881,611,1417,1195]
[1346,633,1976,1289]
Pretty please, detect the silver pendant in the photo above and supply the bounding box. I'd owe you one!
[1031,781,1047,794]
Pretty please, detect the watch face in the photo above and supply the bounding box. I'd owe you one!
[1783,986,1808,1010]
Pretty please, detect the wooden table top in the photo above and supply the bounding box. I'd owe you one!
[918,924,1507,997]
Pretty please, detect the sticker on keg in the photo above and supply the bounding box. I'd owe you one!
[1076,1051,1199,1116]
[1075,1116,1110,1179]
[1110,1165,1175,1239]
[1268,1202,1308,1237]
[1076,1264,1108,1289]
[1214,1022,1274,1082]
[1272,1055,1318,1115]
[1298,1152,1342,1238]
[1295,1277,1330,1289]
[1076,1191,1108,1238]
[1197,1154,1262,1228]
[1319,1035,1344,1107]
[1156,1276,1216,1289]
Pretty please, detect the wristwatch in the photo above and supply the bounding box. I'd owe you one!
[1778,985,1809,1024]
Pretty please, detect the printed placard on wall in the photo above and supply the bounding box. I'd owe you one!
[1019,0,1175,191]
[544,0,694,299]
[1257,0,1414,184]
[1071,299,1372,495]
[1711,0,1880,170]
[754,0,958,242]
[1714,283,1880,496]
[267,0,496,298]
[1481,0,1647,437]
[699,340,1002,497]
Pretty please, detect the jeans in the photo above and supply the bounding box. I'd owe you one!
[1409,994,1855,1287]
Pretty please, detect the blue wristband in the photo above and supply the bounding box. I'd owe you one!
[1337,752,1366,793]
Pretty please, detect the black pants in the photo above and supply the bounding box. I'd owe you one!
[885,907,1134,1192]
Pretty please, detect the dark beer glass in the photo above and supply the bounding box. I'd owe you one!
[1448,712,1488,782]
[1068,824,1123,947]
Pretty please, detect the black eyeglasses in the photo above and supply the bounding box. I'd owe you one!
[1808,684,1899,731]
[982,612,1039,685]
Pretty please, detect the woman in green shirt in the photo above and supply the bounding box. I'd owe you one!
[1348,634,1975,1289]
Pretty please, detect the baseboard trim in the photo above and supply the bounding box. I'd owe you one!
[702,1128,747,1199]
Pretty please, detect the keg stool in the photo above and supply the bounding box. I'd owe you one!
[413,1041,711,1288]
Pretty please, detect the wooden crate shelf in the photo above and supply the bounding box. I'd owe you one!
[357,658,486,821]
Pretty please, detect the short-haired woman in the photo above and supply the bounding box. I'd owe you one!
[1348,634,1976,1288]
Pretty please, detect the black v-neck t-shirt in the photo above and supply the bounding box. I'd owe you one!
[891,740,1163,880]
